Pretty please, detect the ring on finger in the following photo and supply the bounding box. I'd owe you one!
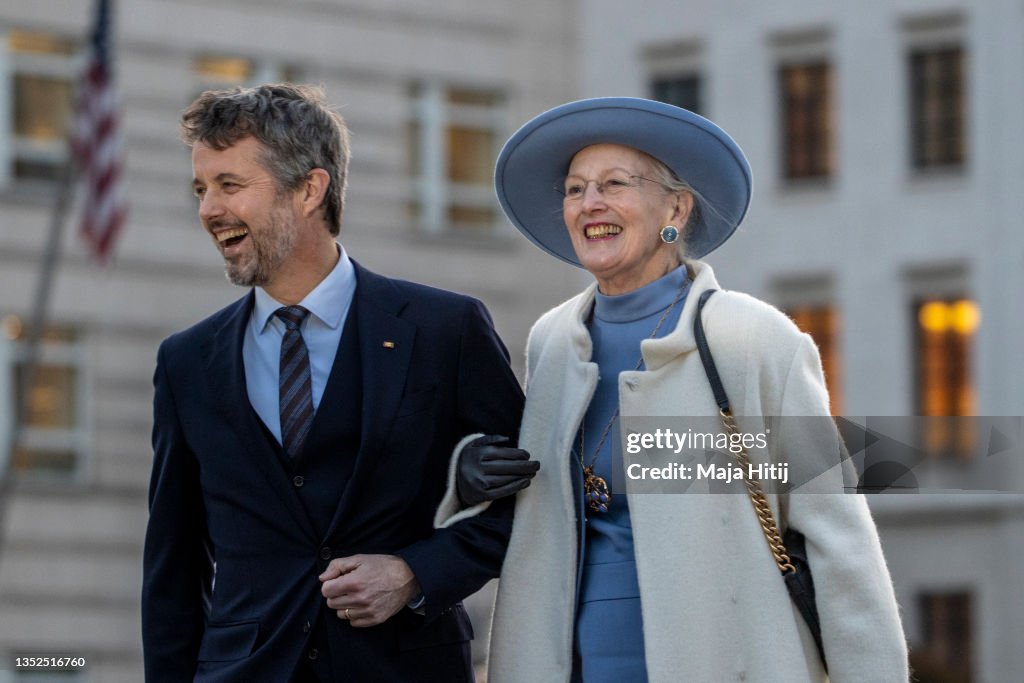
[344,607,351,620]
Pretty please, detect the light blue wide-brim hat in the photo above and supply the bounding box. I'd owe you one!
[494,97,753,266]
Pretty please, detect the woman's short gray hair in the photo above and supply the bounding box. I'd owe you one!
[181,83,349,236]
[643,155,709,259]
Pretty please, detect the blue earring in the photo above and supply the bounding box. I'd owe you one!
[660,225,679,244]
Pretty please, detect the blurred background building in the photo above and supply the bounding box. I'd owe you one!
[0,0,1021,681]
[574,0,1023,681]
[0,0,580,680]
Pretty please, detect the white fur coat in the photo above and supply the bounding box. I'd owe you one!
[437,261,908,683]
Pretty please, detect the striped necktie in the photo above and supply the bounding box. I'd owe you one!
[275,306,314,458]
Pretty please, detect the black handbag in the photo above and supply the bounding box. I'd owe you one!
[693,289,827,670]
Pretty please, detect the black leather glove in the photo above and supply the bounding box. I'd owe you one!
[456,435,540,507]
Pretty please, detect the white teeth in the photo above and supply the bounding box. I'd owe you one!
[216,227,249,243]
[585,224,623,239]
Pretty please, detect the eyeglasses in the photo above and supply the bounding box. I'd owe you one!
[555,174,662,201]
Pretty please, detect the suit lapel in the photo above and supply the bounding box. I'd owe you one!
[325,262,416,534]
[201,292,319,544]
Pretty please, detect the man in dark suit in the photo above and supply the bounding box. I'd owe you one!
[142,84,528,682]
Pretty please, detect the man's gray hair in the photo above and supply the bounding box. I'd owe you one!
[181,83,350,236]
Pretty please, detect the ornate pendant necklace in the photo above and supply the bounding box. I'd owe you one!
[577,280,689,513]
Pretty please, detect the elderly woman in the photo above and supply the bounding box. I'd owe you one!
[440,98,907,682]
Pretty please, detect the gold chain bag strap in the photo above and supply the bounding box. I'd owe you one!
[718,409,796,572]
[693,289,827,670]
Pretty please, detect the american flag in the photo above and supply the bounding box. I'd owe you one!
[70,0,127,264]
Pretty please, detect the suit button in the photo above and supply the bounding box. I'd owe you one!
[320,546,331,560]
[307,648,319,660]
[303,620,311,633]
[293,475,304,487]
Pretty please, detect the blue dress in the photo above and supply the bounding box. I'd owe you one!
[573,267,690,683]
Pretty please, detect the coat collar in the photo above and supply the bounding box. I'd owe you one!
[560,260,721,371]
[640,259,720,371]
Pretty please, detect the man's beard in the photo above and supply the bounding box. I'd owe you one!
[223,210,296,287]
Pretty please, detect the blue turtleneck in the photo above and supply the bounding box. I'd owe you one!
[573,265,690,683]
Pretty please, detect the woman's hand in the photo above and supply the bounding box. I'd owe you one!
[456,435,539,506]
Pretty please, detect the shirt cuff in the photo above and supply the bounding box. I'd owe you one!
[406,591,426,614]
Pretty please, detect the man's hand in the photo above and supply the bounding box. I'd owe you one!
[457,435,539,507]
[319,554,421,627]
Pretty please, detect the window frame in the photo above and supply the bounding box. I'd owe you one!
[777,59,834,181]
[645,40,704,115]
[786,303,843,415]
[0,328,93,483]
[408,80,507,237]
[914,590,974,682]
[0,28,83,192]
[774,275,842,414]
[907,45,966,171]
[912,295,978,458]
[771,29,834,186]
[650,73,702,114]
[905,266,977,458]
[902,13,967,175]
[192,54,296,90]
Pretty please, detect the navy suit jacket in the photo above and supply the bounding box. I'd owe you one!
[142,262,523,682]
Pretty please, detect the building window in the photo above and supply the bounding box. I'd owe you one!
[910,46,966,169]
[408,82,505,235]
[645,41,704,115]
[1,316,89,478]
[915,298,979,456]
[194,55,254,85]
[787,304,842,414]
[1,29,81,188]
[651,74,701,114]
[192,55,299,89]
[779,61,833,180]
[912,592,973,682]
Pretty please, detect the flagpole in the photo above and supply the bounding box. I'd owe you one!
[0,156,76,569]
[0,0,124,569]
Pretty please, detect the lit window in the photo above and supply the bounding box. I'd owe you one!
[912,592,973,682]
[910,46,966,169]
[787,305,842,415]
[192,55,299,90]
[194,55,253,85]
[2,29,80,186]
[779,61,833,180]
[915,298,979,456]
[651,74,701,114]
[1,315,89,477]
[408,83,505,235]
